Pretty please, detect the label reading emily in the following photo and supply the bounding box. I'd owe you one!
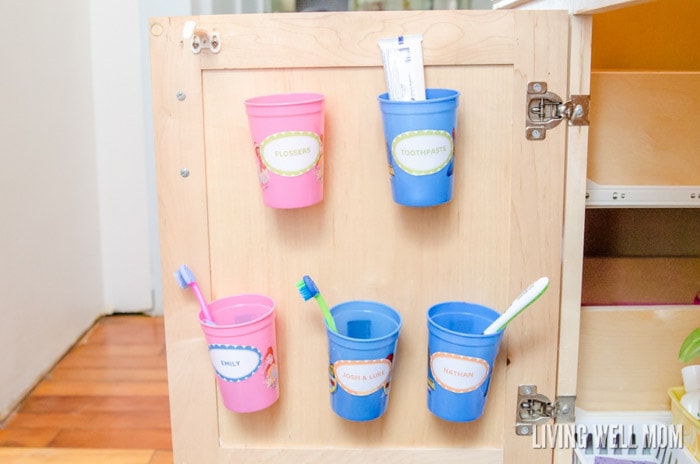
[260,131,321,176]
[209,344,261,382]
[391,130,453,175]
[430,352,490,393]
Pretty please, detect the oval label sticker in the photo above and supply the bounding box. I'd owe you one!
[391,130,453,175]
[334,359,392,396]
[260,131,321,176]
[209,344,261,382]
[430,352,490,393]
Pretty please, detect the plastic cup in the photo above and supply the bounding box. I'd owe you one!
[325,301,402,421]
[244,93,325,209]
[682,365,700,392]
[198,294,279,413]
[377,88,460,207]
[426,302,503,422]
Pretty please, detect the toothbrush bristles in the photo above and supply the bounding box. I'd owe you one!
[296,279,316,301]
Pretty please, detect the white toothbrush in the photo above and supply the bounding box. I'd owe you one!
[482,277,550,335]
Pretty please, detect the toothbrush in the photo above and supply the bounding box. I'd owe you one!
[482,277,550,335]
[296,275,338,333]
[174,264,215,324]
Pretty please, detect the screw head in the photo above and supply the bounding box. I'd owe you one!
[176,91,186,101]
[180,168,190,178]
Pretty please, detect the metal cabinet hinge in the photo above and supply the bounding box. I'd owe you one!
[515,385,576,436]
[526,82,589,140]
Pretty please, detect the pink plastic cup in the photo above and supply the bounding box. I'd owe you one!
[198,294,279,413]
[244,93,325,209]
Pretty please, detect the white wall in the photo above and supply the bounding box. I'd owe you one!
[0,0,190,420]
[0,0,104,419]
[93,0,190,316]
[91,1,154,314]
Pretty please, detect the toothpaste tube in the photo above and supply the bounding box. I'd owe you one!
[378,34,426,101]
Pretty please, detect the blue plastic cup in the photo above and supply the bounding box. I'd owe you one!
[426,302,503,422]
[325,301,402,421]
[377,88,460,207]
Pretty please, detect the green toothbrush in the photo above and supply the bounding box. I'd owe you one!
[296,275,338,333]
[483,277,550,335]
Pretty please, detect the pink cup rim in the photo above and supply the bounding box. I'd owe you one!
[244,92,325,107]
[199,293,275,328]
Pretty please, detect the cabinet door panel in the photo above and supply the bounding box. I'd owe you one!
[150,10,569,463]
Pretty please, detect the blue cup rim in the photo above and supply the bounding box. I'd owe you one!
[427,301,502,340]
[377,88,461,104]
[328,300,402,342]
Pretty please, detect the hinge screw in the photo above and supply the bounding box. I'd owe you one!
[522,386,532,395]
[532,83,543,93]
[519,425,531,435]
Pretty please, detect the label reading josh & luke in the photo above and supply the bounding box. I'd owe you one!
[334,359,392,396]
[391,130,453,175]
[209,344,261,382]
[260,131,321,176]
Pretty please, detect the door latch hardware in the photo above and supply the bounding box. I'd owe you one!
[526,82,589,140]
[515,385,575,436]
[182,20,221,54]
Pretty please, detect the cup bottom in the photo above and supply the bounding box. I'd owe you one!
[261,169,323,209]
[219,380,279,413]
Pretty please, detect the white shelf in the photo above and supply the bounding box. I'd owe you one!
[574,409,698,464]
[586,180,700,208]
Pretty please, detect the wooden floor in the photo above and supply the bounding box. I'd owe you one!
[0,315,173,464]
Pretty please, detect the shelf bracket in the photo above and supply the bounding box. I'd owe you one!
[182,20,221,54]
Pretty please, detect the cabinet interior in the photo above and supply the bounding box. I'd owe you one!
[577,0,700,413]
[582,208,700,306]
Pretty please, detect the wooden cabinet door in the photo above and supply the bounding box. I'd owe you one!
[150,10,574,464]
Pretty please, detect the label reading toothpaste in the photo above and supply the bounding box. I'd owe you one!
[334,359,392,396]
[209,344,261,382]
[430,352,490,393]
[260,131,321,176]
[392,130,453,175]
